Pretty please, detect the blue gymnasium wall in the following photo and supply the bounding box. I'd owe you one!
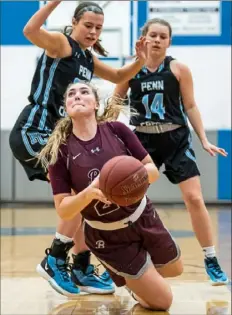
[0,1,39,45]
[218,131,232,200]
[0,1,231,202]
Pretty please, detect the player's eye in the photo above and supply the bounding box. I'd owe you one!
[81,90,89,94]
[68,91,75,97]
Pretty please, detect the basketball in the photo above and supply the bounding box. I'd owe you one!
[99,155,149,206]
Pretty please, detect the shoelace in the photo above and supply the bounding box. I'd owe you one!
[70,262,101,278]
[207,258,223,275]
[56,258,72,282]
[45,248,72,282]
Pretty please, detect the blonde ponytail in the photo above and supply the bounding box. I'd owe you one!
[37,116,72,170]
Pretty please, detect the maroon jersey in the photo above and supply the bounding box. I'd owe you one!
[49,121,148,223]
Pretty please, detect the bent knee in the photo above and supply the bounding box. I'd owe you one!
[146,291,173,311]
[173,261,184,276]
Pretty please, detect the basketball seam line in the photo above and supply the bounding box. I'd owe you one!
[105,156,126,193]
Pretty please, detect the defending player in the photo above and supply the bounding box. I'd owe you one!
[114,18,229,285]
[9,1,147,296]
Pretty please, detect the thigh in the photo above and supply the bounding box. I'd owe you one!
[163,127,200,184]
[156,257,183,278]
[9,104,55,181]
[84,222,150,287]
[139,202,181,267]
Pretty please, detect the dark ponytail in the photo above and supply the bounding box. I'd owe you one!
[93,39,108,57]
[63,26,72,36]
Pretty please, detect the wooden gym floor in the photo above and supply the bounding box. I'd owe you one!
[1,206,231,315]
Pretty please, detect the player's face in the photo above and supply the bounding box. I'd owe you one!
[65,83,98,118]
[145,23,171,56]
[73,12,104,49]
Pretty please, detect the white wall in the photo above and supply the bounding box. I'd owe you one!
[1,1,231,130]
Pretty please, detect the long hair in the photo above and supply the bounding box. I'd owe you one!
[63,1,108,57]
[37,82,131,169]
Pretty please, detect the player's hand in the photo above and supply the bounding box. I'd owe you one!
[135,36,149,63]
[88,177,111,204]
[202,140,228,157]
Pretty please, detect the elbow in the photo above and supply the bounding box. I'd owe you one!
[154,168,160,182]
[150,168,160,184]
[111,76,121,84]
[23,24,38,38]
[113,70,128,84]
[23,26,34,40]
[23,25,31,37]
[57,207,74,221]
[185,104,196,113]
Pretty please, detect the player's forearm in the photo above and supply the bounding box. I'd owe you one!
[186,106,208,144]
[58,188,92,220]
[144,163,159,184]
[116,59,145,83]
[23,1,61,34]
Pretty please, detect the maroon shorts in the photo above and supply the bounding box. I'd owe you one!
[84,201,180,287]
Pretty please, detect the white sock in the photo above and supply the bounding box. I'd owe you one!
[55,232,73,244]
[203,246,216,258]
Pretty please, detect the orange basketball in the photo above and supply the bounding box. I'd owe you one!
[99,155,149,206]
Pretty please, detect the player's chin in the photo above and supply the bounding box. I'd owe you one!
[151,49,162,55]
[69,109,86,118]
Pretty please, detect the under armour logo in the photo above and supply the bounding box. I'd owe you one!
[91,147,101,154]
[96,240,105,249]
[74,53,81,59]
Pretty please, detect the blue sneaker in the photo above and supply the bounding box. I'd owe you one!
[205,257,229,286]
[36,239,80,297]
[100,270,114,286]
[71,264,115,294]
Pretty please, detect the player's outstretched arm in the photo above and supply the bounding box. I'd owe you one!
[178,62,228,157]
[114,82,130,99]
[23,1,66,56]
[93,37,148,84]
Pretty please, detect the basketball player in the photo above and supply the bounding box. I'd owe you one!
[38,81,184,311]
[9,1,148,296]
[114,18,229,285]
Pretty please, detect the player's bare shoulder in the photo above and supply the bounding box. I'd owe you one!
[170,59,190,82]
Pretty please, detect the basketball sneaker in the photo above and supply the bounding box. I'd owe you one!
[36,239,80,297]
[204,257,229,285]
[100,270,114,285]
[71,254,115,294]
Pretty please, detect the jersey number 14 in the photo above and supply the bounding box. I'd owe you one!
[142,93,165,120]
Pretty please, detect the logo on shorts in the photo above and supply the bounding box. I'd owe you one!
[95,240,105,249]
